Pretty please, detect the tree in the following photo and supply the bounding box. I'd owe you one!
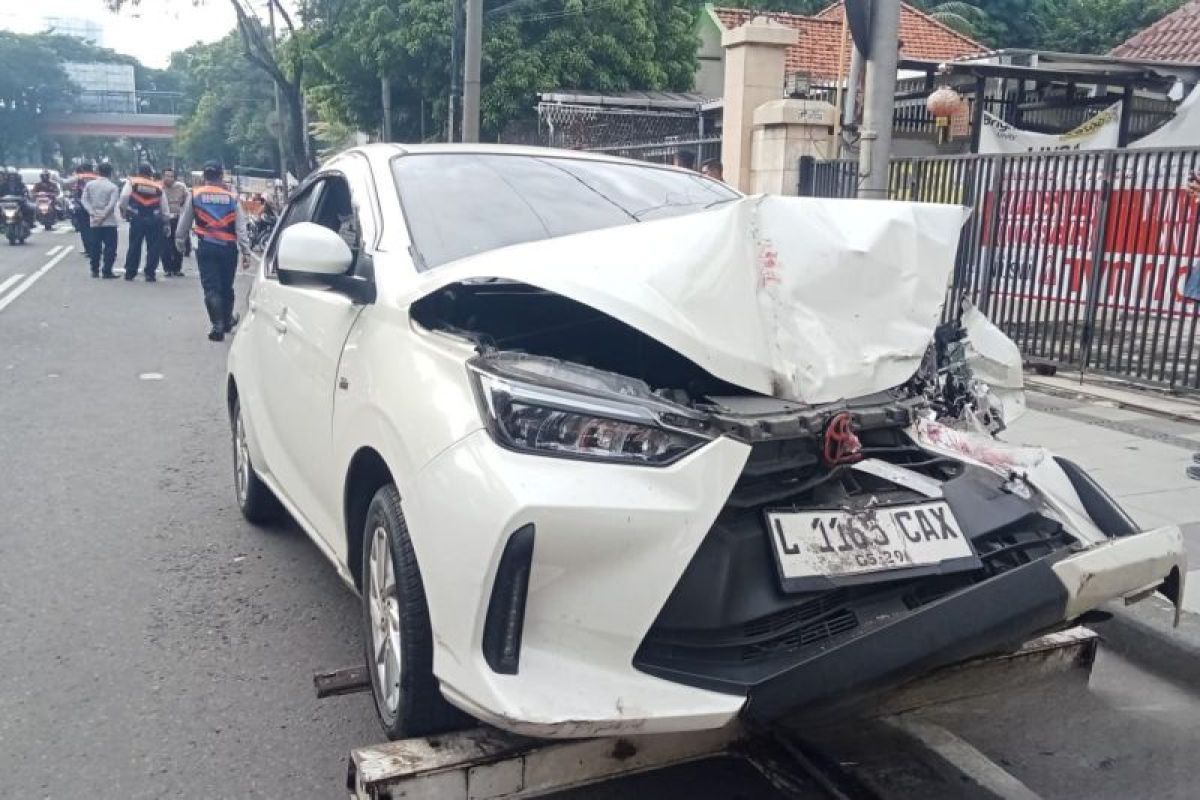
[104,0,338,177]
[166,34,276,170]
[971,0,1039,48]
[0,32,76,163]
[308,0,700,143]
[913,1,990,38]
[1036,0,1188,54]
[720,0,825,12]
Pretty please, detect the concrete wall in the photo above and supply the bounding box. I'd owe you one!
[721,19,796,192]
[751,100,836,195]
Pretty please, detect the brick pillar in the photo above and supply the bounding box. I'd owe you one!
[720,18,797,193]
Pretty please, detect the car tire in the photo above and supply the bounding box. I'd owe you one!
[231,397,280,524]
[361,484,469,740]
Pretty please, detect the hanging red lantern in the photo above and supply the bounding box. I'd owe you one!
[926,86,964,119]
[926,86,964,143]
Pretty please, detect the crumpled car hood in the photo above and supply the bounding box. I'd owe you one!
[411,195,969,404]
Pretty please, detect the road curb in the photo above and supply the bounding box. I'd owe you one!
[1091,596,1200,692]
[1025,375,1200,423]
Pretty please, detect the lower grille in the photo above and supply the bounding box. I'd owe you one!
[634,444,1077,694]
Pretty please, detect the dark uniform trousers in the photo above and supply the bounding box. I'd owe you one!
[91,227,118,276]
[161,216,183,274]
[196,241,238,326]
[125,215,162,278]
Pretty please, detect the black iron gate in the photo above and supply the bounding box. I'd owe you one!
[801,149,1200,393]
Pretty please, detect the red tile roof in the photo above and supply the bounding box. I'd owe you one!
[711,2,986,82]
[1111,0,1200,63]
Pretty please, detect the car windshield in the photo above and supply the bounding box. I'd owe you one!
[391,152,738,269]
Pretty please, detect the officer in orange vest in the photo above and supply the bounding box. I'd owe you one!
[118,163,169,281]
[174,161,250,342]
[71,162,100,261]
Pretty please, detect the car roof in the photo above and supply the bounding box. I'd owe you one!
[336,142,723,183]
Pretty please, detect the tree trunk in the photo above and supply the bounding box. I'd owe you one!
[281,82,313,178]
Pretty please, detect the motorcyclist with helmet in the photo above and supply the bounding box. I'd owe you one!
[1,169,35,227]
[32,171,60,199]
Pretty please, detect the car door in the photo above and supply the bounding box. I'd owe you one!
[258,171,372,546]
[240,180,323,506]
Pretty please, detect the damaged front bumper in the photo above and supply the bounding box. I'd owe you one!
[742,525,1185,722]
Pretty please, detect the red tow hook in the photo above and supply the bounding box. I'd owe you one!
[822,411,863,467]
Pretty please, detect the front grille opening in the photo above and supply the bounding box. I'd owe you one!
[741,609,858,662]
[742,590,849,639]
[975,522,1071,575]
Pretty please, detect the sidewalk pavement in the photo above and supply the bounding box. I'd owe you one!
[1004,390,1200,614]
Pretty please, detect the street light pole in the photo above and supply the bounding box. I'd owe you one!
[463,0,482,142]
[857,0,900,199]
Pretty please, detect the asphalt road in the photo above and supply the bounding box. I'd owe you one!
[4,225,1200,799]
[0,227,378,798]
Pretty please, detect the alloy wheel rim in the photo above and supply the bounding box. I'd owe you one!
[234,412,250,505]
[368,525,402,718]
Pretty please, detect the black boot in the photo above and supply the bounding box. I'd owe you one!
[224,312,240,332]
[207,325,225,342]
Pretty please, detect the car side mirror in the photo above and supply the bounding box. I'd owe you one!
[277,221,375,304]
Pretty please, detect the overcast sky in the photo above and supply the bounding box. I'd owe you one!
[0,0,240,68]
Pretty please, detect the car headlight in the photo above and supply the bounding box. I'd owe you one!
[469,355,714,466]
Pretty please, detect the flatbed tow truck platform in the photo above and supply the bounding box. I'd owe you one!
[319,626,1098,799]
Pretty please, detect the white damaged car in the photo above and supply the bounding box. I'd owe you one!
[225,144,1186,740]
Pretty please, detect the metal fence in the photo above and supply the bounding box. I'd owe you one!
[890,91,1176,140]
[537,100,721,167]
[584,136,722,167]
[802,148,1200,393]
[74,90,184,115]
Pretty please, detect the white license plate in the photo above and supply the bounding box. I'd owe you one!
[767,501,974,581]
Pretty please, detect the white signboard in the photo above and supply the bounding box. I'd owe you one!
[979,103,1121,154]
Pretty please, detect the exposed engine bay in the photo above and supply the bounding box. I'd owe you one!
[412,280,1017,445]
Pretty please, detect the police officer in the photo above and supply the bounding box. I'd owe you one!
[119,163,169,281]
[175,161,250,342]
[71,163,100,261]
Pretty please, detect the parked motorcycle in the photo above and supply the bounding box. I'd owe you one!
[34,192,56,231]
[0,196,30,245]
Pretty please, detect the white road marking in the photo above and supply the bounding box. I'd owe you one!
[887,717,1042,800]
[45,245,62,256]
[0,274,24,298]
[55,227,74,235]
[0,248,74,313]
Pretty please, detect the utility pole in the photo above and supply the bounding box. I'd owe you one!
[268,0,288,197]
[449,0,464,141]
[838,46,863,159]
[857,0,900,199]
[463,0,482,142]
[381,75,393,141]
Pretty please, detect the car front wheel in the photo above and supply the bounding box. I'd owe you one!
[362,483,469,739]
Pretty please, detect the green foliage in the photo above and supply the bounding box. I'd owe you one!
[308,0,701,142]
[166,34,276,169]
[915,1,990,38]
[0,32,76,163]
[717,0,825,13]
[1036,0,1188,54]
